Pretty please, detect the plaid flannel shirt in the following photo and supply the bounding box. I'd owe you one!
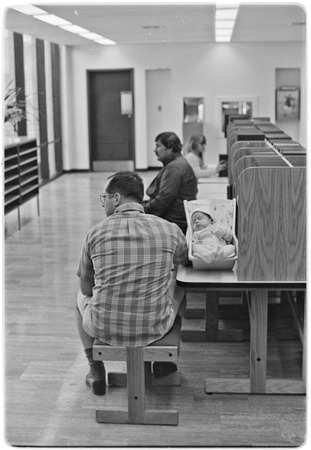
[76,203,188,346]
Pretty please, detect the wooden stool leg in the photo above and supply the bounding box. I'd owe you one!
[249,288,268,393]
[127,349,179,424]
[127,347,145,423]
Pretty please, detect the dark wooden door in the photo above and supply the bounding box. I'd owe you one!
[88,70,135,171]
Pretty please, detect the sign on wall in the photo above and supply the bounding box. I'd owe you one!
[275,86,300,121]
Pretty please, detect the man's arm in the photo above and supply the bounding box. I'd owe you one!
[173,225,189,266]
[144,166,184,216]
[80,277,94,297]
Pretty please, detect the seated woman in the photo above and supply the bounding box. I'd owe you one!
[191,206,235,263]
[184,134,227,179]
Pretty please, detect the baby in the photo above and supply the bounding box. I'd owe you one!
[191,206,235,263]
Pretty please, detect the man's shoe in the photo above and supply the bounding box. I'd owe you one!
[153,362,177,379]
[86,372,106,395]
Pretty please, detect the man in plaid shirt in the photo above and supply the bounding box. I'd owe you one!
[76,171,188,395]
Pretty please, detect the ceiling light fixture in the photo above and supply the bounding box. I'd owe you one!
[59,24,90,34]
[94,38,117,46]
[78,32,106,41]
[215,20,235,29]
[9,5,47,16]
[33,14,71,27]
[10,3,116,46]
[215,4,239,43]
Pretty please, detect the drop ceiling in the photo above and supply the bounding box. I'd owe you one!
[4,2,307,47]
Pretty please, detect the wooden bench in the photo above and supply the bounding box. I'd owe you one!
[93,315,182,425]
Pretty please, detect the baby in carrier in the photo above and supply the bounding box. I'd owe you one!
[191,206,235,264]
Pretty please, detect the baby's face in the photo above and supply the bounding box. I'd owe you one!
[192,211,212,231]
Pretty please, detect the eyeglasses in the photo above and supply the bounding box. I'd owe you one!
[99,193,115,205]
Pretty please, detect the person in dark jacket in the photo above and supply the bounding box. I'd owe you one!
[143,131,198,234]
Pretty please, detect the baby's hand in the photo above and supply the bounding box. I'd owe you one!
[214,229,225,238]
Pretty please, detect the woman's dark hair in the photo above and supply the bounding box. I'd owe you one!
[155,132,182,153]
[106,171,144,203]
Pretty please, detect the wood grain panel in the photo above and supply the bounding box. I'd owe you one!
[228,140,268,184]
[232,147,275,181]
[237,168,306,281]
[233,156,257,192]
[93,345,179,362]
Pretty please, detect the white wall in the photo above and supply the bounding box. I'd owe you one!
[63,41,306,170]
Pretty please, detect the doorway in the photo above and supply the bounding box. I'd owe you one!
[87,69,135,171]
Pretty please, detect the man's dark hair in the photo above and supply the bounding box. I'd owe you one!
[106,171,144,203]
[155,131,182,153]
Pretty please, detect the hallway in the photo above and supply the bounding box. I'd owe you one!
[4,172,305,447]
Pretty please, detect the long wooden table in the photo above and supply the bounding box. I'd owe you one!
[177,265,306,395]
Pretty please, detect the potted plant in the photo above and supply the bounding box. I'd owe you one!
[4,81,27,133]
